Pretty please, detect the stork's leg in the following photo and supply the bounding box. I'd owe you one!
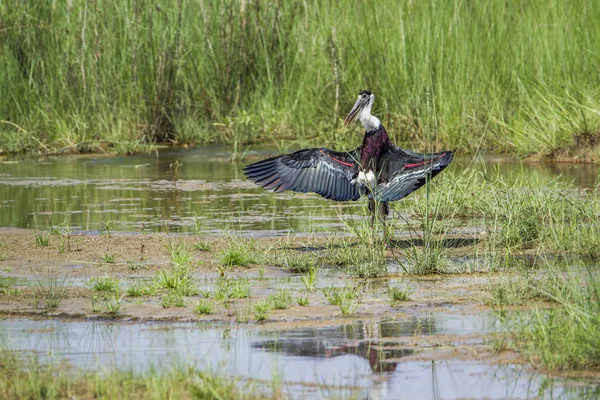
[379,201,391,241]
[368,199,390,233]
[368,198,376,229]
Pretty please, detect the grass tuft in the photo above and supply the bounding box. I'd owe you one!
[388,286,411,306]
[35,233,49,247]
[102,253,116,264]
[268,289,292,310]
[89,276,120,293]
[161,292,186,308]
[254,300,272,322]
[214,277,250,302]
[32,271,70,310]
[220,248,255,267]
[0,276,16,294]
[194,299,214,315]
[296,296,309,306]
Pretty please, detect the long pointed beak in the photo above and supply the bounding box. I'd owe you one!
[344,99,364,126]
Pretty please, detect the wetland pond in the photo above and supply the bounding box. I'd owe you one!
[1,145,598,235]
[0,313,579,399]
[1,145,600,399]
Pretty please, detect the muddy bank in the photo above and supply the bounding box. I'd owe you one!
[0,229,496,323]
[529,131,600,164]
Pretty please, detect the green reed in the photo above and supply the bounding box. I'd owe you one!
[1,0,599,156]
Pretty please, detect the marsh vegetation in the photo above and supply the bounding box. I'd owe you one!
[1,0,600,160]
[0,156,599,396]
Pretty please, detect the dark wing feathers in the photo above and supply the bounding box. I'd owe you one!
[376,150,454,202]
[243,148,361,201]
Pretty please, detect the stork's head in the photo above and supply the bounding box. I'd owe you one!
[344,90,375,126]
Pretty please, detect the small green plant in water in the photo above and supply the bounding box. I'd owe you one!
[47,225,63,236]
[296,296,309,306]
[89,276,120,293]
[35,233,49,247]
[220,247,255,267]
[193,241,210,252]
[280,252,314,273]
[32,270,70,309]
[0,276,16,294]
[161,292,186,308]
[339,301,360,315]
[90,295,103,313]
[105,292,123,314]
[167,241,192,268]
[301,265,318,291]
[168,160,183,176]
[388,286,411,306]
[269,288,292,310]
[58,238,66,254]
[214,277,250,302]
[254,300,272,321]
[126,282,155,297]
[235,303,251,323]
[194,299,214,315]
[102,220,114,238]
[127,261,141,271]
[219,236,258,267]
[498,202,541,250]
[484,274,547,308]
[323,286,358,306]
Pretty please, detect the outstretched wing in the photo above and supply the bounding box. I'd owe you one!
[243,148,361,201]
[376,149,454,202]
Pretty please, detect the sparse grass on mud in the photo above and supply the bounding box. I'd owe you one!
[2,1,600,157]
[219,237,258,268]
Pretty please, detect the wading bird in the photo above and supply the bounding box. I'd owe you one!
[243,90,454,222]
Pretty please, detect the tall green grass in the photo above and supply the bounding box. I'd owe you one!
[2,0,600,155]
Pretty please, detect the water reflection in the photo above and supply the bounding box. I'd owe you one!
[0,313,593,399]
[1,146,599,235]
[254,314,498,374]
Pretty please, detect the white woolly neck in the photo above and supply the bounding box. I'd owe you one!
[359,94,381,132]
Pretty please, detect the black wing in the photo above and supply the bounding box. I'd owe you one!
[243,148,361,201]
[376,148,454,202]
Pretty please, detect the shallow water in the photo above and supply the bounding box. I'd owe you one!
[0,313,589,399]
[2,146,600,398]
[1,146,598,235]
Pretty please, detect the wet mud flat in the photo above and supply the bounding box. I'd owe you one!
[0,229,491,322]
[1,228,599,399]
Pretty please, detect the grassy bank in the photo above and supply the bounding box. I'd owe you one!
[1,0,600,156]
[489,267,600,372]
[0,349,278,399]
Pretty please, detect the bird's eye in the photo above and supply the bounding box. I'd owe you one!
[362,94,367,98]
